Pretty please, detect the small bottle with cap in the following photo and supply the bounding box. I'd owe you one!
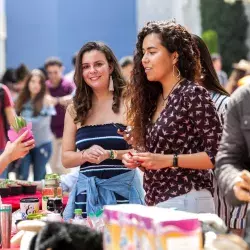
[72,209,87,226]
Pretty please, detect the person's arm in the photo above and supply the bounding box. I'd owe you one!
[5,106,16,127]
[215,93,248,206]
[60,171,79,193]
[58,83,74,106]
[2,84,16,126]
[62,106,108,168]
[0,131,35,173]
[58,95,73,106]
[61,106,83,168]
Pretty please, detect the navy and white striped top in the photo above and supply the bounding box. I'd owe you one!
[75,123,131,179]
[210,91,229,125]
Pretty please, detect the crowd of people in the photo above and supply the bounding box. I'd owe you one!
[1,20,250,239]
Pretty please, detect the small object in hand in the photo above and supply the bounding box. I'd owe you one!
[8,116,34,143]
[128,151,144,163]
[113,123,127,132]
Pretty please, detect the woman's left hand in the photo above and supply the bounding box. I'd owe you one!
[132,152,171,170]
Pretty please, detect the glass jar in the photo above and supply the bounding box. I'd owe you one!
[42,173,62,211]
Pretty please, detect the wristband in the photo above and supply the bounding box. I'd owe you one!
[173,154,178,168]
[109,149,118,160]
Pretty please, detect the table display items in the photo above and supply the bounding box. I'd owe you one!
[42,174,62,211]
[103,204,203,250]
[47,197,63,214]
[21,182,37,195]
[20,198,39,219]
[0,179,37,197]
[0,204,12,248]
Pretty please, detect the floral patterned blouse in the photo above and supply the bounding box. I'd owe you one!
[144,80,222,206]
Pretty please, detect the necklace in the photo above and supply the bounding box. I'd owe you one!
[161,78,184,106]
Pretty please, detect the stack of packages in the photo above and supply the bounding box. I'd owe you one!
[103,204,202,250]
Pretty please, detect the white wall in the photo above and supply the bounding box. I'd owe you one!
[0,0,6,78]
[137,0,201,35]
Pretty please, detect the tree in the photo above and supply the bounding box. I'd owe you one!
[200,0,248,74]
[202,30,219,54]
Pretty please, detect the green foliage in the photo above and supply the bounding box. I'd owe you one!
[202,30,219,54]
[200,0,249,74]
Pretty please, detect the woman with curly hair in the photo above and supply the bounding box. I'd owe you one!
[122,21,222,213]
[62,42,144,220]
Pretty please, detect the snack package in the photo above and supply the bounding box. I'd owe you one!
[103,205,202,250]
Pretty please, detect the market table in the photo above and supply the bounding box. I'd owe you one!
[2,191,68,211]
[2,248,19,250]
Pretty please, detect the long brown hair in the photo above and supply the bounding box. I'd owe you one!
[73,41,126,125]
[125,21,201,147]
[15,69,47,116]
[192,34,229,97]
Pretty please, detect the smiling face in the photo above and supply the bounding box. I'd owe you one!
[142,33,176,83]
[28,75,42,96]
[81,50,113,91]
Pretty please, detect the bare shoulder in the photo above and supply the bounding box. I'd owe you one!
[66,103,76,120]
[119,97,128,122]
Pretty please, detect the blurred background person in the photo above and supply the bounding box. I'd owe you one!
[14,63,30,101]
[65,53,77,85]
[193,34,248,236]
[119,55,134,84]
[212,53,228,87]
[45,57,75,175]
[15,69,56,181]
[1,68,17,99]
[225,60,250,94]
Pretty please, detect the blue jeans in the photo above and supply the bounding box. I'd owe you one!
[18,142,52,181]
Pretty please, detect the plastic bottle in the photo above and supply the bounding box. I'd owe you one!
[72,209,85,225]
[89,209,104,231]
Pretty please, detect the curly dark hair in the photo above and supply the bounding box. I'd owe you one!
[126,20,201,147]
[73,41,126,125]
[15,69,47,116]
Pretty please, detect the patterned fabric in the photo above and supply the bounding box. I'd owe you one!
[75,124,131,217]
[144,80,222,206]
[210,92,231,226]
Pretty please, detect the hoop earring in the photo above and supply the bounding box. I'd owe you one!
[109,75,114,91]
[173,65,181,80]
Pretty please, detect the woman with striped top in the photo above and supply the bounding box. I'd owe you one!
[62,42,144,220]
[193,34,247,235]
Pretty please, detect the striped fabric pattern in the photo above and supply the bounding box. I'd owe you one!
[75,123,131,217]
[211,91,248,229]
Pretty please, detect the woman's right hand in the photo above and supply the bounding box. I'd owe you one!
[82,145,108,164]
[122,152,140,169]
